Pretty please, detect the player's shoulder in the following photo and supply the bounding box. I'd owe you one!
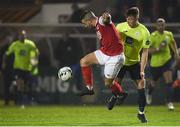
[164,30,173,36]
[116,22,127,27]
[10,40,20,46]
[25,39,36,47]
[25,39,35,43]
[137,23,150,37]
[8,40,21,51]
[116,22,128,32]
[151,31,158,36]
[138,23,149,32]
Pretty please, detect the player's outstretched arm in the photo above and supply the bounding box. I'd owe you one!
[102,12,111,25]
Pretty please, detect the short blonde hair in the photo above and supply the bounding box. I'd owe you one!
[81,10,96,22]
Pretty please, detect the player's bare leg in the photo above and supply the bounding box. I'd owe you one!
[77,52,98,96]
[163,70,174,110]
[146,79,156,105]
[147,70,175,110]
[16,79,26,109]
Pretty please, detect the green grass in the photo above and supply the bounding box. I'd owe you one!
[0,104,180,126]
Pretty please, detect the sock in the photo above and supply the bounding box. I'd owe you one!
[148,85,154,95]
[81,66,93,90]
[110,81,124,96]
[138,88,146,113]
[22,93,28,105]
[113,80,124,93]
[17,91,23,105]
[165,83,174,102]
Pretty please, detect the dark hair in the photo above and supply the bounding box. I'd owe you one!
[80,10,96,21]
[126,7,139,17]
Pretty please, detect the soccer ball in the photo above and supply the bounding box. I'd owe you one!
[58,67,72,81]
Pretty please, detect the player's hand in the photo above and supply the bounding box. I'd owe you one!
[102,12,110,18]
[175,54,180,61]
[140,71,145,79]
[102,12,111,25]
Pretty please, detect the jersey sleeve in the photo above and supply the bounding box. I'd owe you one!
[6,42,15,55]
[116,23,122,33]
[30,47,39,59]
[169,31,175,42]
[142,27,151,48]
[33,43,39,56]
[116,23,127,41]
[26,39,39,56]
[29,44,39,66]
[149,32,155,47]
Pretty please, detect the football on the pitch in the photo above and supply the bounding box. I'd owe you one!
[58,67,72,81]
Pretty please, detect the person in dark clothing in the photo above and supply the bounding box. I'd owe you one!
[55,33,83,90]
[2,53,15,105]
[70,3,84,23]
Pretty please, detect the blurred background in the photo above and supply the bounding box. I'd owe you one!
[0,0,180,106]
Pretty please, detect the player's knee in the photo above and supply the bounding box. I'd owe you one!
[164,77,173,84]
[138,84,145,89]
[137,79,145,89]
[104,78,113,87]
[105,83,112,87]
[80,57,89,66]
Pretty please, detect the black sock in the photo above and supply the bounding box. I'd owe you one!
[17,91,23,105]
[138,88,146,113]
[165,83,174,102]
[148,85,154,95]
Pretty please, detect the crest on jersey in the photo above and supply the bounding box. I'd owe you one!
[135,32,139,37]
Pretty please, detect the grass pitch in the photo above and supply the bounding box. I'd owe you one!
[1,103,180,126]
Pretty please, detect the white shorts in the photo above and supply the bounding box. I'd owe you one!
[94,50,125,79]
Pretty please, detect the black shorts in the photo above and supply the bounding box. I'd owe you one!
[150,59,173,81]
[117,63,141,80]
[14,69,31,84]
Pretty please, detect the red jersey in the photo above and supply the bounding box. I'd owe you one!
[96,17,123,56]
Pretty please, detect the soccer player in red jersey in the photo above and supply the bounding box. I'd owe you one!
[77,10,127,109]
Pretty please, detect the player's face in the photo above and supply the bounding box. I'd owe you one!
[156,22,165,32]
[81,19,93,28]
[18,33,25,42]
[18,30,26,42]
[22,30,27,38]
[126,16,138,28]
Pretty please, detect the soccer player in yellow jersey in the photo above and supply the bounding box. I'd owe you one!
[112,7,150,123]
[147,18,180,110]
[6,30,39,108]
